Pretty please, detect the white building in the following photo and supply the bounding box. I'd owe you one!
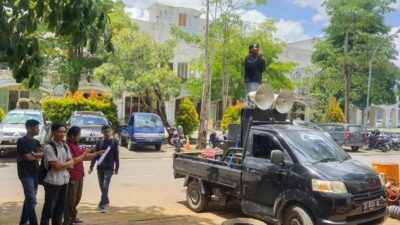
[131,3,206,125]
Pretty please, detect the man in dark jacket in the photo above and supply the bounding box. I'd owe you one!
[89,125,119,213]
[244,43,266,106]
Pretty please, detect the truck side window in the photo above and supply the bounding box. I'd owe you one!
[252,134,282,159]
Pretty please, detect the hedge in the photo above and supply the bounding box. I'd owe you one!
[221,105,242,130]
[41,93,118,131]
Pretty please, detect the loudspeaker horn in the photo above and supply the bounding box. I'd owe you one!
[274,90,295,114]
[248,84,275,110]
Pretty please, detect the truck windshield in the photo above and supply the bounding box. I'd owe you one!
[135,115,163,128]
[2,113,43,124]
[282,130,350,164]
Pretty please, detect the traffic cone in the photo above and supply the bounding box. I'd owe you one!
[185,139,191,152]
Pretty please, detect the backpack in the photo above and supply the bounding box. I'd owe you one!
[38,142,69,185]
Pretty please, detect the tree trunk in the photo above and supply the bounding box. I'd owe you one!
[221,22,229,115]
[197,0,210,149]
[154,85,170,128]
[343,31,350,123]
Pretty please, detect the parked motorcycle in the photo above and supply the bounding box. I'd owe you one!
[209,130,227,148]
[366,129,391,152]
[172,125,186,152]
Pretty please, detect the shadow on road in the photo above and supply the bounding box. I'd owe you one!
[177,200,247,220]
[0,201,218,225]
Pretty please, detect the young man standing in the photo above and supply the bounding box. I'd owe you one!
[63,126,103,225]
[17,119,43,225]
[244,43,266,106]
[40,124,74,225]
[89,125,119,213]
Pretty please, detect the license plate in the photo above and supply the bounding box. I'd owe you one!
[362,199,383,212]
[88,138,96,141]
[146,139,155,142]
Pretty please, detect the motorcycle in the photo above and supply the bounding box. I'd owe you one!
[209,130,227,148]
[366,129,391,152]
[172,125,186,152]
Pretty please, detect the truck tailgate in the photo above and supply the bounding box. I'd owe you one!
[173,153,241,190]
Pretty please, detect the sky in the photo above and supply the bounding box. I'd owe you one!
[122,0,400,66]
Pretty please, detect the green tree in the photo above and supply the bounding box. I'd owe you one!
[221,105,241,130]
[325,97,345,123]
[312,0,399,121]
[94,20,180,127]
[176,98,199,135]
[0,0,114,90]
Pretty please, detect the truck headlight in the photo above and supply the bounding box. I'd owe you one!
[312,179,348,193]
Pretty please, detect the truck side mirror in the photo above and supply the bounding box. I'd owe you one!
[270,150,284,164]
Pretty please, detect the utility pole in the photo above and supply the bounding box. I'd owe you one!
[197,0,210,149]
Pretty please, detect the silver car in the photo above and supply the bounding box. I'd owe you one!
[0,109,51,155]
[66,111,111,147]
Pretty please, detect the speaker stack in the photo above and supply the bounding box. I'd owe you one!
[226,84,295,149]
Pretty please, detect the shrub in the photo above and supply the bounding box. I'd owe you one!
[0,107,5,121]
[325,97,345,123]
[175,97,199,135]
[41,92,118,130]
[221,105,242,130]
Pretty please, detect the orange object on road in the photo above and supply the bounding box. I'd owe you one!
[185,139,191,152]
[372,162,399,186]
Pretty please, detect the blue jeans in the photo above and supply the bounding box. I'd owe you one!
[244,82,260,106]
[20,176,39,225]
[97,169,113,206]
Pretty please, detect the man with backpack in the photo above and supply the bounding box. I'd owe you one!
[17,119,43,225]
[40,124,75,225]
[89,125,119,213]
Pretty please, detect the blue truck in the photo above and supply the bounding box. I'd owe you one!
[118,113,165,150]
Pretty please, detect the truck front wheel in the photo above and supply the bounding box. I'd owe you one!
[127,140,135,151]
[283,206,314,225]
[186,180,209,213]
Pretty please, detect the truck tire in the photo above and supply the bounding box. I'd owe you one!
[283,205,314,225]
[351,146,359,152]
[155,144,161,150]
[128,140,135,151]
[186,180,209,213]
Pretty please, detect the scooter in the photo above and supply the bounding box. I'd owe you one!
[172,126,186,152]
[367,130,390,152]
[209,130,227,148]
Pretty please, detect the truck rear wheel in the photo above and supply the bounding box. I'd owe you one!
[351,146,359,152]
[155,144,161,150]
[283,206,314,225]
[186,180,209,213]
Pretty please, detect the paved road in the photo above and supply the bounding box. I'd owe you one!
[0,145,399,224]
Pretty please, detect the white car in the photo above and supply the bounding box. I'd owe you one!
[0,109,51,155]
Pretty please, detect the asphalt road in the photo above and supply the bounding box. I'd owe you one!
[0,145,399,224]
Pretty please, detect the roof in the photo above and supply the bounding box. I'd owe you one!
[319,123,361,126]
[251,123,313,132]
[8,109,41,114]
[132,112,160,117]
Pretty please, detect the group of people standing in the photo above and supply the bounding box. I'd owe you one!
[16,120,120,225]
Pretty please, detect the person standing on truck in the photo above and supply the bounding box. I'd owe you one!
[63,126,104,225]
[17,119,43,225]
[89,125,119,213]
[244,43,266,106]
[40,123,74,225]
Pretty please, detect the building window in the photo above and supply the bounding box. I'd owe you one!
[177,62,188,80]
[8,90,30,110]
[178,13,187,26]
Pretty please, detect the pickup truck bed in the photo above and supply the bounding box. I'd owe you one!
[173,150,242,192]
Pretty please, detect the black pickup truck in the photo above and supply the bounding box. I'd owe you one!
[173,122,387,225]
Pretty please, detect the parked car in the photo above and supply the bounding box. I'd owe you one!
[174,122,387,224]
[66,111,111,147]
[0,109,51,155]
[319,123,365,151]
[118,112,165,150]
